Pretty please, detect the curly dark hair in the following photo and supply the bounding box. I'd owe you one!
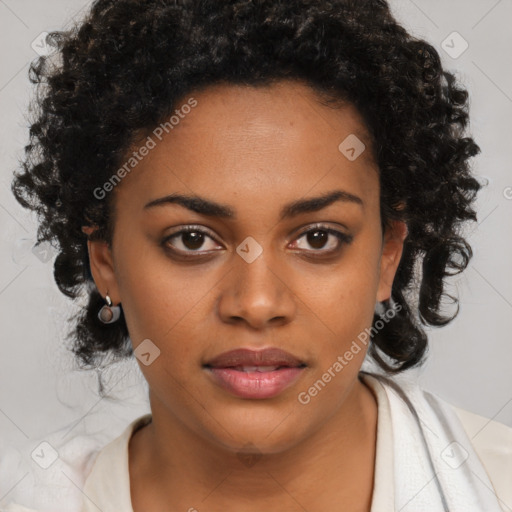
[12,0,482,377]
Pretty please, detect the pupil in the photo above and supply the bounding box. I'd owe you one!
[308,230,327,249]
[183,232,204,250]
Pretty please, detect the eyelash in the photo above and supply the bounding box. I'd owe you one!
[161,223,353,259]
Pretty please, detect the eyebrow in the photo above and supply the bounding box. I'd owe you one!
[144,189,364,221]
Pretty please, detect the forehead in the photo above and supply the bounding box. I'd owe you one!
[172,80,373,155]
[114,80,379,214]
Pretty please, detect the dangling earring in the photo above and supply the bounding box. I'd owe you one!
[374,301,385,316]
[98,293,121,324]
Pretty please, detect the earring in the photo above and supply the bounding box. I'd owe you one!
[98,293,121,324]
[374,301,385,316]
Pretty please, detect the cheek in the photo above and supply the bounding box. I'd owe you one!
[114,218,382,364]
[306,236,382,353]
[112,239,193,343]
[118,269,205,396]
[114,242,222,381]
[322,242,381,306]
[119,269,204,346]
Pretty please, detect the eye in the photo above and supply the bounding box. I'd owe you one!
[290,224,353,255]
[161,223,353,259]
[162,225,221,256]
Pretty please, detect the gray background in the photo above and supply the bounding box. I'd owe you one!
[0,0,511,457]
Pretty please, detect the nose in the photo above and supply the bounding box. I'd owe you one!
[216,249,297,330]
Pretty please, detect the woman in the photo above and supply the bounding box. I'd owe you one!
[2,0,511,511]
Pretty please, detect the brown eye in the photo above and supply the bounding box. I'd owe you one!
[181,231,206,250]
[292,224,353,255]
[162,226,221,254]
[305,230,329,250]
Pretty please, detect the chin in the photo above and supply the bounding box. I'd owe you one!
[199,406,310,456]
[215,431,304,457]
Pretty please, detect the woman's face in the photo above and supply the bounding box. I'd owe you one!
[88,80,406,454]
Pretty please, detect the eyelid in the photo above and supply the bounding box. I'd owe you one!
[162,222,352,256]
[161,224,222,251]
[290,223,353,252]
[293,221,350,238]
[165,224,220,241]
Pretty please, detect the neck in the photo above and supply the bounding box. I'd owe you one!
[129,375,378,512]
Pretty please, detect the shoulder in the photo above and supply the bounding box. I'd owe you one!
[363,371,512,510]
[417,384,512,496]
[451,404,512,507]
[0,420,124,512]
[81,413,152,511]
[427,391,512,511]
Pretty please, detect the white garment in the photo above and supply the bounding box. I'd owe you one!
[1,372,511,511]
[364,372,511,511]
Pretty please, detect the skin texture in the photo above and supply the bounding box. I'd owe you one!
[86,80,407,511]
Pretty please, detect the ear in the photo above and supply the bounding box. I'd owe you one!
[376,219,408,303]
[82,226,121,305]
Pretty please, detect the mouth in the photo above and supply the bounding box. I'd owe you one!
[203,348,307,399]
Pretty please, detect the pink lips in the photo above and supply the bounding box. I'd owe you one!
[203,348,307,399]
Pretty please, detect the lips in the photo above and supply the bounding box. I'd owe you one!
[203,348,307,399]
[203,347,306,369]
